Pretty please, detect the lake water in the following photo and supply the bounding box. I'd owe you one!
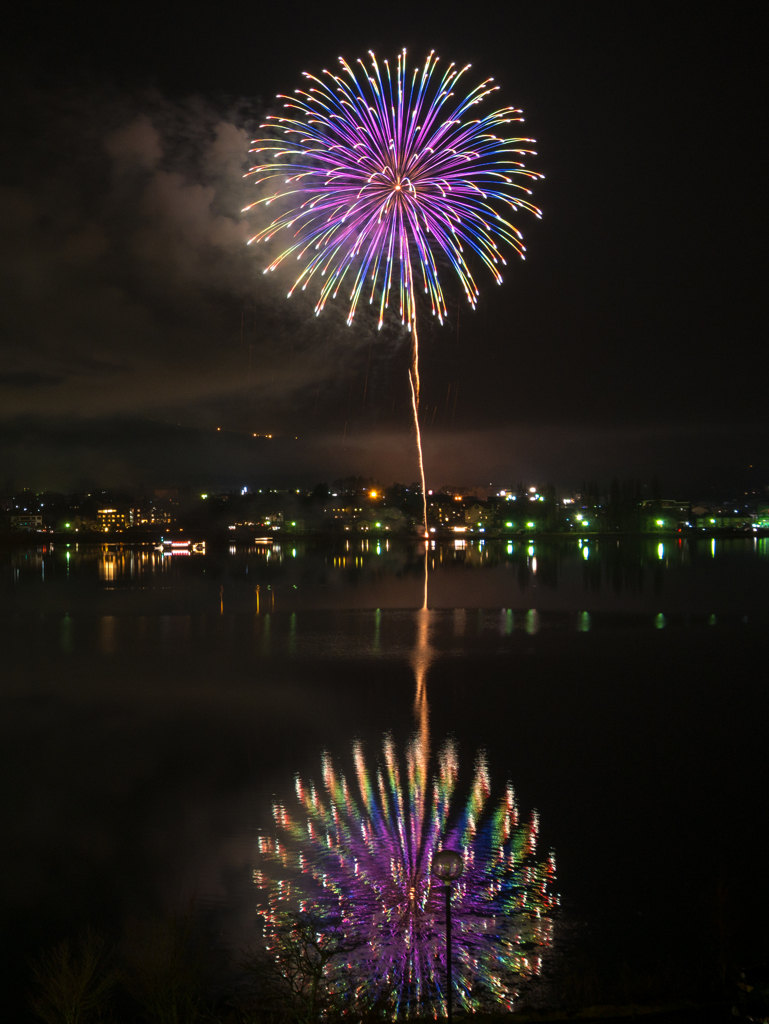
[2,535,768,1011]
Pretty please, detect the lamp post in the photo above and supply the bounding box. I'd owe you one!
[431,849,464,1024]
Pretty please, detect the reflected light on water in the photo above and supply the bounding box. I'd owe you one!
[252,585,557,1016]
[255,730,556,1017]
[526,609,540,635]
[373,607,381,653]
[59,613,73,654]
[411,608,435,766]
[99,615,116,654]
[7,537,769,622]
[453,608,466,636]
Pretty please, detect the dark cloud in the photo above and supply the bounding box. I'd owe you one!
[0,370,63,387]
[1,415,765,497]
[0,82,385,431]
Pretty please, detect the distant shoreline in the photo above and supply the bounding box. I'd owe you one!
[0,528,765,546]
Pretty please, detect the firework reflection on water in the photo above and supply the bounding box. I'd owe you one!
[254,613,556,1018]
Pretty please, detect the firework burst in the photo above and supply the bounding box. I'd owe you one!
[245,49,541,329]
[255,735,557,1018]
[244,50,542,540]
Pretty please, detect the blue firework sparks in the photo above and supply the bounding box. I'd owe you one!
[244,49,542,331]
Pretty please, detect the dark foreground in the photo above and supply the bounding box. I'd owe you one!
[497,1006,730,1021]
[24,911,762,1024]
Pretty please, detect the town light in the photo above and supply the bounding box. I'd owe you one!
[431,850,464,1024]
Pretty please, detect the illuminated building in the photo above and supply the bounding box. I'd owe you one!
[97,507,134,532]
[10,515,43,531]
[464,503,494,527]
[96,502,173,531]
[696,515,753,529]
[133,506,172,527]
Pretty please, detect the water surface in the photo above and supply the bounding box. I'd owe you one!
[2,536,767,1010]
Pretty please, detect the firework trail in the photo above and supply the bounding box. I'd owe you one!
[254,735,557,1018]
[244,49,542,543]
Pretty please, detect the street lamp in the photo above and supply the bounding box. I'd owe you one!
[431,849,464,1024]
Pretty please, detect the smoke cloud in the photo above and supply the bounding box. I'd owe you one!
[0,82,385,429]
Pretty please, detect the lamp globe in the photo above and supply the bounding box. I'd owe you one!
[431,850,464,882]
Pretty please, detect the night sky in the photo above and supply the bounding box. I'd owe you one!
[0,1,765,493]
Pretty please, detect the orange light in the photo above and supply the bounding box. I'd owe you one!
[369,490,378,498]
